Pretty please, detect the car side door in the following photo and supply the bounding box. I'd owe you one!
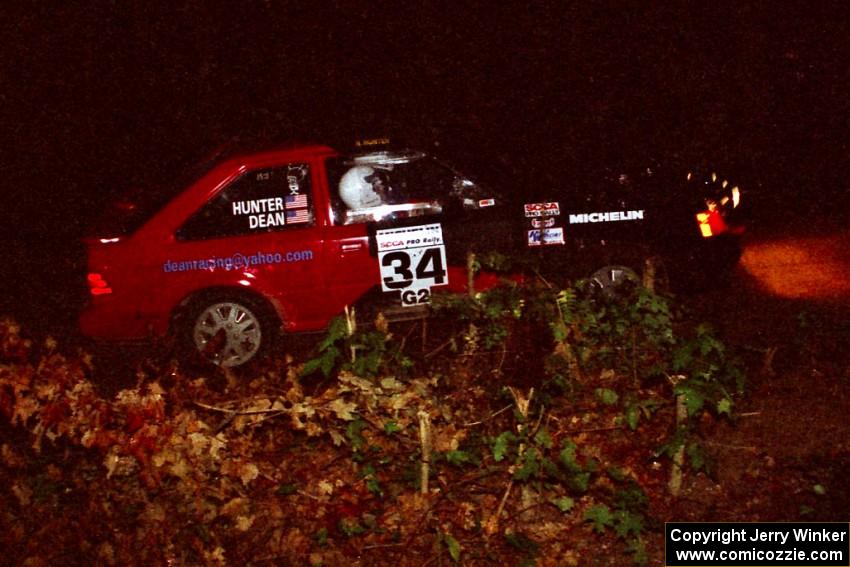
[316,157,380,310]
[166,160,334,331]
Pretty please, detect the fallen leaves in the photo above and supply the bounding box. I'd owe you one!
[0,314,695,565]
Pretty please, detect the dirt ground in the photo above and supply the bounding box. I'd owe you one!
[675,218,850,523]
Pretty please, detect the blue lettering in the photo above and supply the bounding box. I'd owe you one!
[163,249,314,273]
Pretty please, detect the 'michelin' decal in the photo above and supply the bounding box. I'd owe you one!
[568,210,644,224]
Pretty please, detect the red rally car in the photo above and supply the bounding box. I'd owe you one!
[80,142,507,367]
[80,141,744,367]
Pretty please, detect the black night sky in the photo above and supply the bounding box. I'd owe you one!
[1,2,849,314]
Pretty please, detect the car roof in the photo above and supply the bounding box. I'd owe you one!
[221,140,338,163]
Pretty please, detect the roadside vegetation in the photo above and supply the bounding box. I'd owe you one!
[0,273,755,566]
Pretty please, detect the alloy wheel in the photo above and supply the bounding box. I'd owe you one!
[192,301,262,367]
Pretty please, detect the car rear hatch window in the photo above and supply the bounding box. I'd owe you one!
[85,145,229,239]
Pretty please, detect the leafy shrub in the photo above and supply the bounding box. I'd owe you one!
[301,315,412,379]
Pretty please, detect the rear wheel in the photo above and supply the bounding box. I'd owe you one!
[588,264,640,296]
[182,294,278,367]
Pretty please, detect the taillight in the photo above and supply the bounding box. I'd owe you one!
[696,212,713,237]
[87,273,113,296]
[695,209,728,238]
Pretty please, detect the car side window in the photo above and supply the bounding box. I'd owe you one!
[326,156,447,225]
[177,164,313,240]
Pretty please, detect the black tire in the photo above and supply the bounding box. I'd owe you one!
[179,291,279,368]
[588,264,641,297]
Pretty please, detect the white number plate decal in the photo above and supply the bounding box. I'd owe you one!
[377,224,448,305]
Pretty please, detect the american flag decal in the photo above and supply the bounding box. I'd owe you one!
[285,194,308,209]
[285,208,310,224]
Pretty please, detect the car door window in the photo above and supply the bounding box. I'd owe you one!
[177,164,313,240]
[326,155,452,225]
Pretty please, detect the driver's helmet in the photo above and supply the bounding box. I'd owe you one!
[339,165,383,209]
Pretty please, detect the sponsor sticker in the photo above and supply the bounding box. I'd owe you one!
[567,210,645,224]
[478,198,496,207]
[527,228,565,246]
[376,223,444,252]
[531,217,557,228]
[524,202,560,217]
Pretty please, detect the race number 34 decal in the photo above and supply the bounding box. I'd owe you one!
[376,224,448,306]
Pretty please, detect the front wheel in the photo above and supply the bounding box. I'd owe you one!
[183,295,277,367]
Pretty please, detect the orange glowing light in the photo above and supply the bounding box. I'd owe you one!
[696,213,713,237]
[741,233,850,299]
